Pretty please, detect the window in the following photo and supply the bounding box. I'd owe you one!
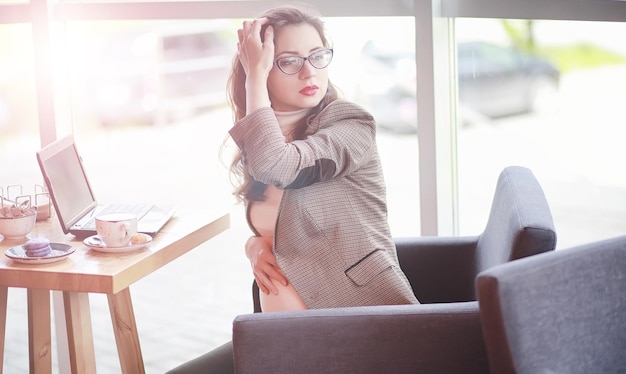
[3,1,626,372]
[0,23,40,191]
[3,0,626,242]
[453,18,626,247]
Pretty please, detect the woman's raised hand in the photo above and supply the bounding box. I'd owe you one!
[245,235,288,295]
[237,18,274,113]
[237,18,274,79]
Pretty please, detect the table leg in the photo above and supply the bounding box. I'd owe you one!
[27,288,52,374]
[0,286,7,374]
[63,292,97,373]
[108,288,145,374]
[53,291,71,374]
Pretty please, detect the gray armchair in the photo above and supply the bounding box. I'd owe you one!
[476,235,626,374]
[233,166,557,374]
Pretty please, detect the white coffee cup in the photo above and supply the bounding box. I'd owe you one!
[95,212,138,248]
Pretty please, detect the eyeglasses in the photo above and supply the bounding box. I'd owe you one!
[274,48,334,75]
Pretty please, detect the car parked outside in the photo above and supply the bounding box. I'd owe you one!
[71,21,236,127]
[354,40,561,133]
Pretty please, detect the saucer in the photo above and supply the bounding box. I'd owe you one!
[83,233,152,253]
[5,243,75,264]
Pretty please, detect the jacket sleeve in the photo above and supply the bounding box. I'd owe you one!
[229,100,377,189]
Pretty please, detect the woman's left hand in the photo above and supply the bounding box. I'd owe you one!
[245,235,288,295]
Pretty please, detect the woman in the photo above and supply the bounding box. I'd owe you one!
[228,5,419,311]
[166,6,419,374]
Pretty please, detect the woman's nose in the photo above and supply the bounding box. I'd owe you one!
[299,60,316,79]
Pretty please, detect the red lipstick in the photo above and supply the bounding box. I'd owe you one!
[299,85,319,96]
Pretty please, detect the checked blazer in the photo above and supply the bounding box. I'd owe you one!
[229,100,419,309]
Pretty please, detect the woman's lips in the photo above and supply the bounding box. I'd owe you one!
[299,85,319,96]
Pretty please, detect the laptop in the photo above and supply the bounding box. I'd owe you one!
[36,135,177,237]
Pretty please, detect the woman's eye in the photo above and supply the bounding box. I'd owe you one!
[280,58,299,66]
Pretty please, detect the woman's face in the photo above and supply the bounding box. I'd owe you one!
[267,23,329,112]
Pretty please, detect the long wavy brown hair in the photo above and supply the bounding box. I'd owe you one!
[225,5,340,203]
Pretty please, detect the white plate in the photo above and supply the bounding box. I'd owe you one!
[5,243,75,264]
[83,233,152,253]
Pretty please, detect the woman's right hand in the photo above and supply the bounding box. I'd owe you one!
[237,18,274,113]
[245,236,288,295]
[237,17,274,80]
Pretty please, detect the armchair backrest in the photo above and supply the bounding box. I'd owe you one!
[476,235,626,374]
[475,166,557,275]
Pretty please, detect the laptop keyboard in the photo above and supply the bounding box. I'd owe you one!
[82,203,153,229]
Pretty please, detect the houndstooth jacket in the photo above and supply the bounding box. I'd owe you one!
[229,100,419,309]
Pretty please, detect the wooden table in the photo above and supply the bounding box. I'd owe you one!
[0,208,230,374]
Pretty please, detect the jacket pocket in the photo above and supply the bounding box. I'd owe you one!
[344,249,394,286]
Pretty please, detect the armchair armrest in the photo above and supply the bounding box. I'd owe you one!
[395,236,479,302]
[232,302,488,374]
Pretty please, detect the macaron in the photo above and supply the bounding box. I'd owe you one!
[23,237,52,257]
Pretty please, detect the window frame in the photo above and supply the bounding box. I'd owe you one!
[3,0,626,235]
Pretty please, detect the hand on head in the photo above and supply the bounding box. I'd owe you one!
[237,18,275,79]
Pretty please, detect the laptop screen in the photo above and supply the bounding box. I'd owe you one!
[37,136,98,233]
